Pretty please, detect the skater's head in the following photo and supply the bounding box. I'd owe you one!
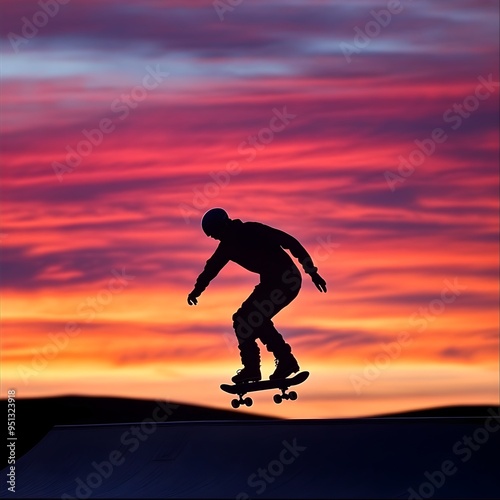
[202,208,230,240]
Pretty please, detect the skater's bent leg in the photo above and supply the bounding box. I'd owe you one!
[259,320,292,357]
[257,271,301,357]
[232,270,301,364]
[232,296,262,368]
[231,296,263,382]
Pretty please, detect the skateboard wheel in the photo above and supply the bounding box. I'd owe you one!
[289,391,298,401]
[273,394,282,404]
[244,397,253,407]
[231,399,240,409]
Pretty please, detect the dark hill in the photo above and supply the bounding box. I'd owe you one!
[0,395,272,470]
[1,395,497,471]
[371,404,499,418]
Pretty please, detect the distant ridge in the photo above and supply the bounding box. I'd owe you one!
[369,404,499,418]
[0,395,272,470]
[1,395,496,470]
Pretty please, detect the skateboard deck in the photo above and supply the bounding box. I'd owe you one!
[220,371,309,408]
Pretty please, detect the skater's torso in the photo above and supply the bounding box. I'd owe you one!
[193,219,302,296]
[219,220,295,276]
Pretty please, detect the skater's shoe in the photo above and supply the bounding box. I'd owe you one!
[269,355,300,380]
[231,366,262,384]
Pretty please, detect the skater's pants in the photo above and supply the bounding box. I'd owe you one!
[232,266,302,363]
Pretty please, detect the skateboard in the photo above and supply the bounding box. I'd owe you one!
[220,371,309,408]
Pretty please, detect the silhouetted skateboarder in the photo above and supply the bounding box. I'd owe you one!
[187,208,327,383]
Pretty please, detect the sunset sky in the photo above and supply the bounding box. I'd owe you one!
[1,0,499,418]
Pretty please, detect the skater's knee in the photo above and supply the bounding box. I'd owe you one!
[232,310,254,341]
[232,309,243,329]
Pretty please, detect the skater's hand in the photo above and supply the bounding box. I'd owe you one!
[311,272,327,293]
[187,292,199,306]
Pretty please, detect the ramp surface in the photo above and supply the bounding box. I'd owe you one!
[4,418,499,498]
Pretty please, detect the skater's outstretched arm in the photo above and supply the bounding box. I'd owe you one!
[187,246,229,305]
[260,224,328,293]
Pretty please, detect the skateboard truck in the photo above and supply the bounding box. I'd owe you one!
[231,392,253,409]
[273,387,298,405]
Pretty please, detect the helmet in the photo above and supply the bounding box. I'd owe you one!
[201,208,229,237]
